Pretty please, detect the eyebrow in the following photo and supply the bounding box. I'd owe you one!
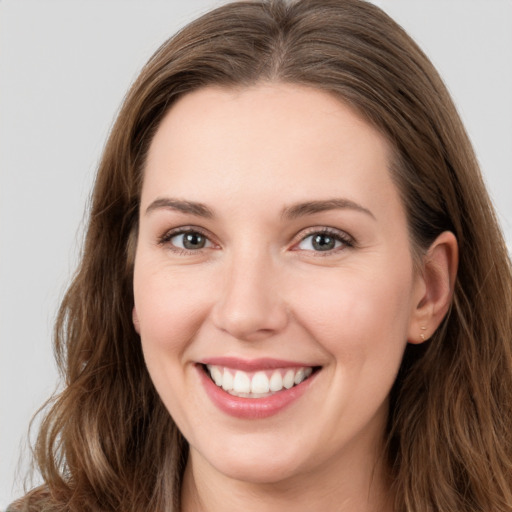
[281,199,375,220]
[145,198,214,218]
[144,197,375,221]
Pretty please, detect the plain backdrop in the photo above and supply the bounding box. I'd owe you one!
[1,0,511,508]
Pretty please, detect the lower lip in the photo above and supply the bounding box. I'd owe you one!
[197,365,318,419]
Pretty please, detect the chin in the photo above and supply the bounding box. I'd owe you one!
[192,438,310,485]
[216,458,304,485]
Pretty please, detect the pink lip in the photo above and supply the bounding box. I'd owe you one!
[197,363,319,420]
[199,356,314,371]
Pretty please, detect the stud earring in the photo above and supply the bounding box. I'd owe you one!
[420,325,427,341]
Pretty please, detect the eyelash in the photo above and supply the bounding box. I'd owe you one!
[157,226,355,256]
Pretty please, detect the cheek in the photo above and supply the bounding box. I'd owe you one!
[133,263,213,361]
[290,264,414,358]
[133,262,215,428]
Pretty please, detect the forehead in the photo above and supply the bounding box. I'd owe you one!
[142,83,403,223]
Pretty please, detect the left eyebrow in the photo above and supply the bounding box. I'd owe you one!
[281,199,376,221]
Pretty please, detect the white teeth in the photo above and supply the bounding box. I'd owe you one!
[233,371,251,393]
[208,365,223,386]
[269,371,283,392]
[294,368,305,385]
[221,368,234,391]
[283,369,295,389]
[251,371,270,394]
[206,365,315,397]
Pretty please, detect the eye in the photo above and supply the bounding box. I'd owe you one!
[295,229,353,253]
[160,229,214,252]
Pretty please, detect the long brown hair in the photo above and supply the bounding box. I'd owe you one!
[13,1,512,511]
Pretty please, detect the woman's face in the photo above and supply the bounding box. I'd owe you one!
[133,84,426,485]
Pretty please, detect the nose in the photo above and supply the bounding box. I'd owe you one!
[211,251,289,342]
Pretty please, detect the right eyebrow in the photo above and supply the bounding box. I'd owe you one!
[145,197,214,218]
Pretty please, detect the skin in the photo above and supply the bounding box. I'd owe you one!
[133,83,457,512]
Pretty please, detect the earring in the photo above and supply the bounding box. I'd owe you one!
[420,325,427,341]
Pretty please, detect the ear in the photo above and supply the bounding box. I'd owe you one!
[132,306,141,334]
[408,231,458,344]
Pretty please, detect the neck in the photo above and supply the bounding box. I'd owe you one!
[181,438,394,512]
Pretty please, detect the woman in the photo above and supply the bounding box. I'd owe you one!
[10,0,512,511]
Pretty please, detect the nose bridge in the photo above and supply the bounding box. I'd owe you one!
[212,244,288,340]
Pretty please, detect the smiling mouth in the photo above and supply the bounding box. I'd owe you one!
[202,364,319,398]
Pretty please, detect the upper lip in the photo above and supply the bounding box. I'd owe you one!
[198,357,319,372]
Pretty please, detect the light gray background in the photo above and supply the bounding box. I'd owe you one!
[1,0,511,508]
